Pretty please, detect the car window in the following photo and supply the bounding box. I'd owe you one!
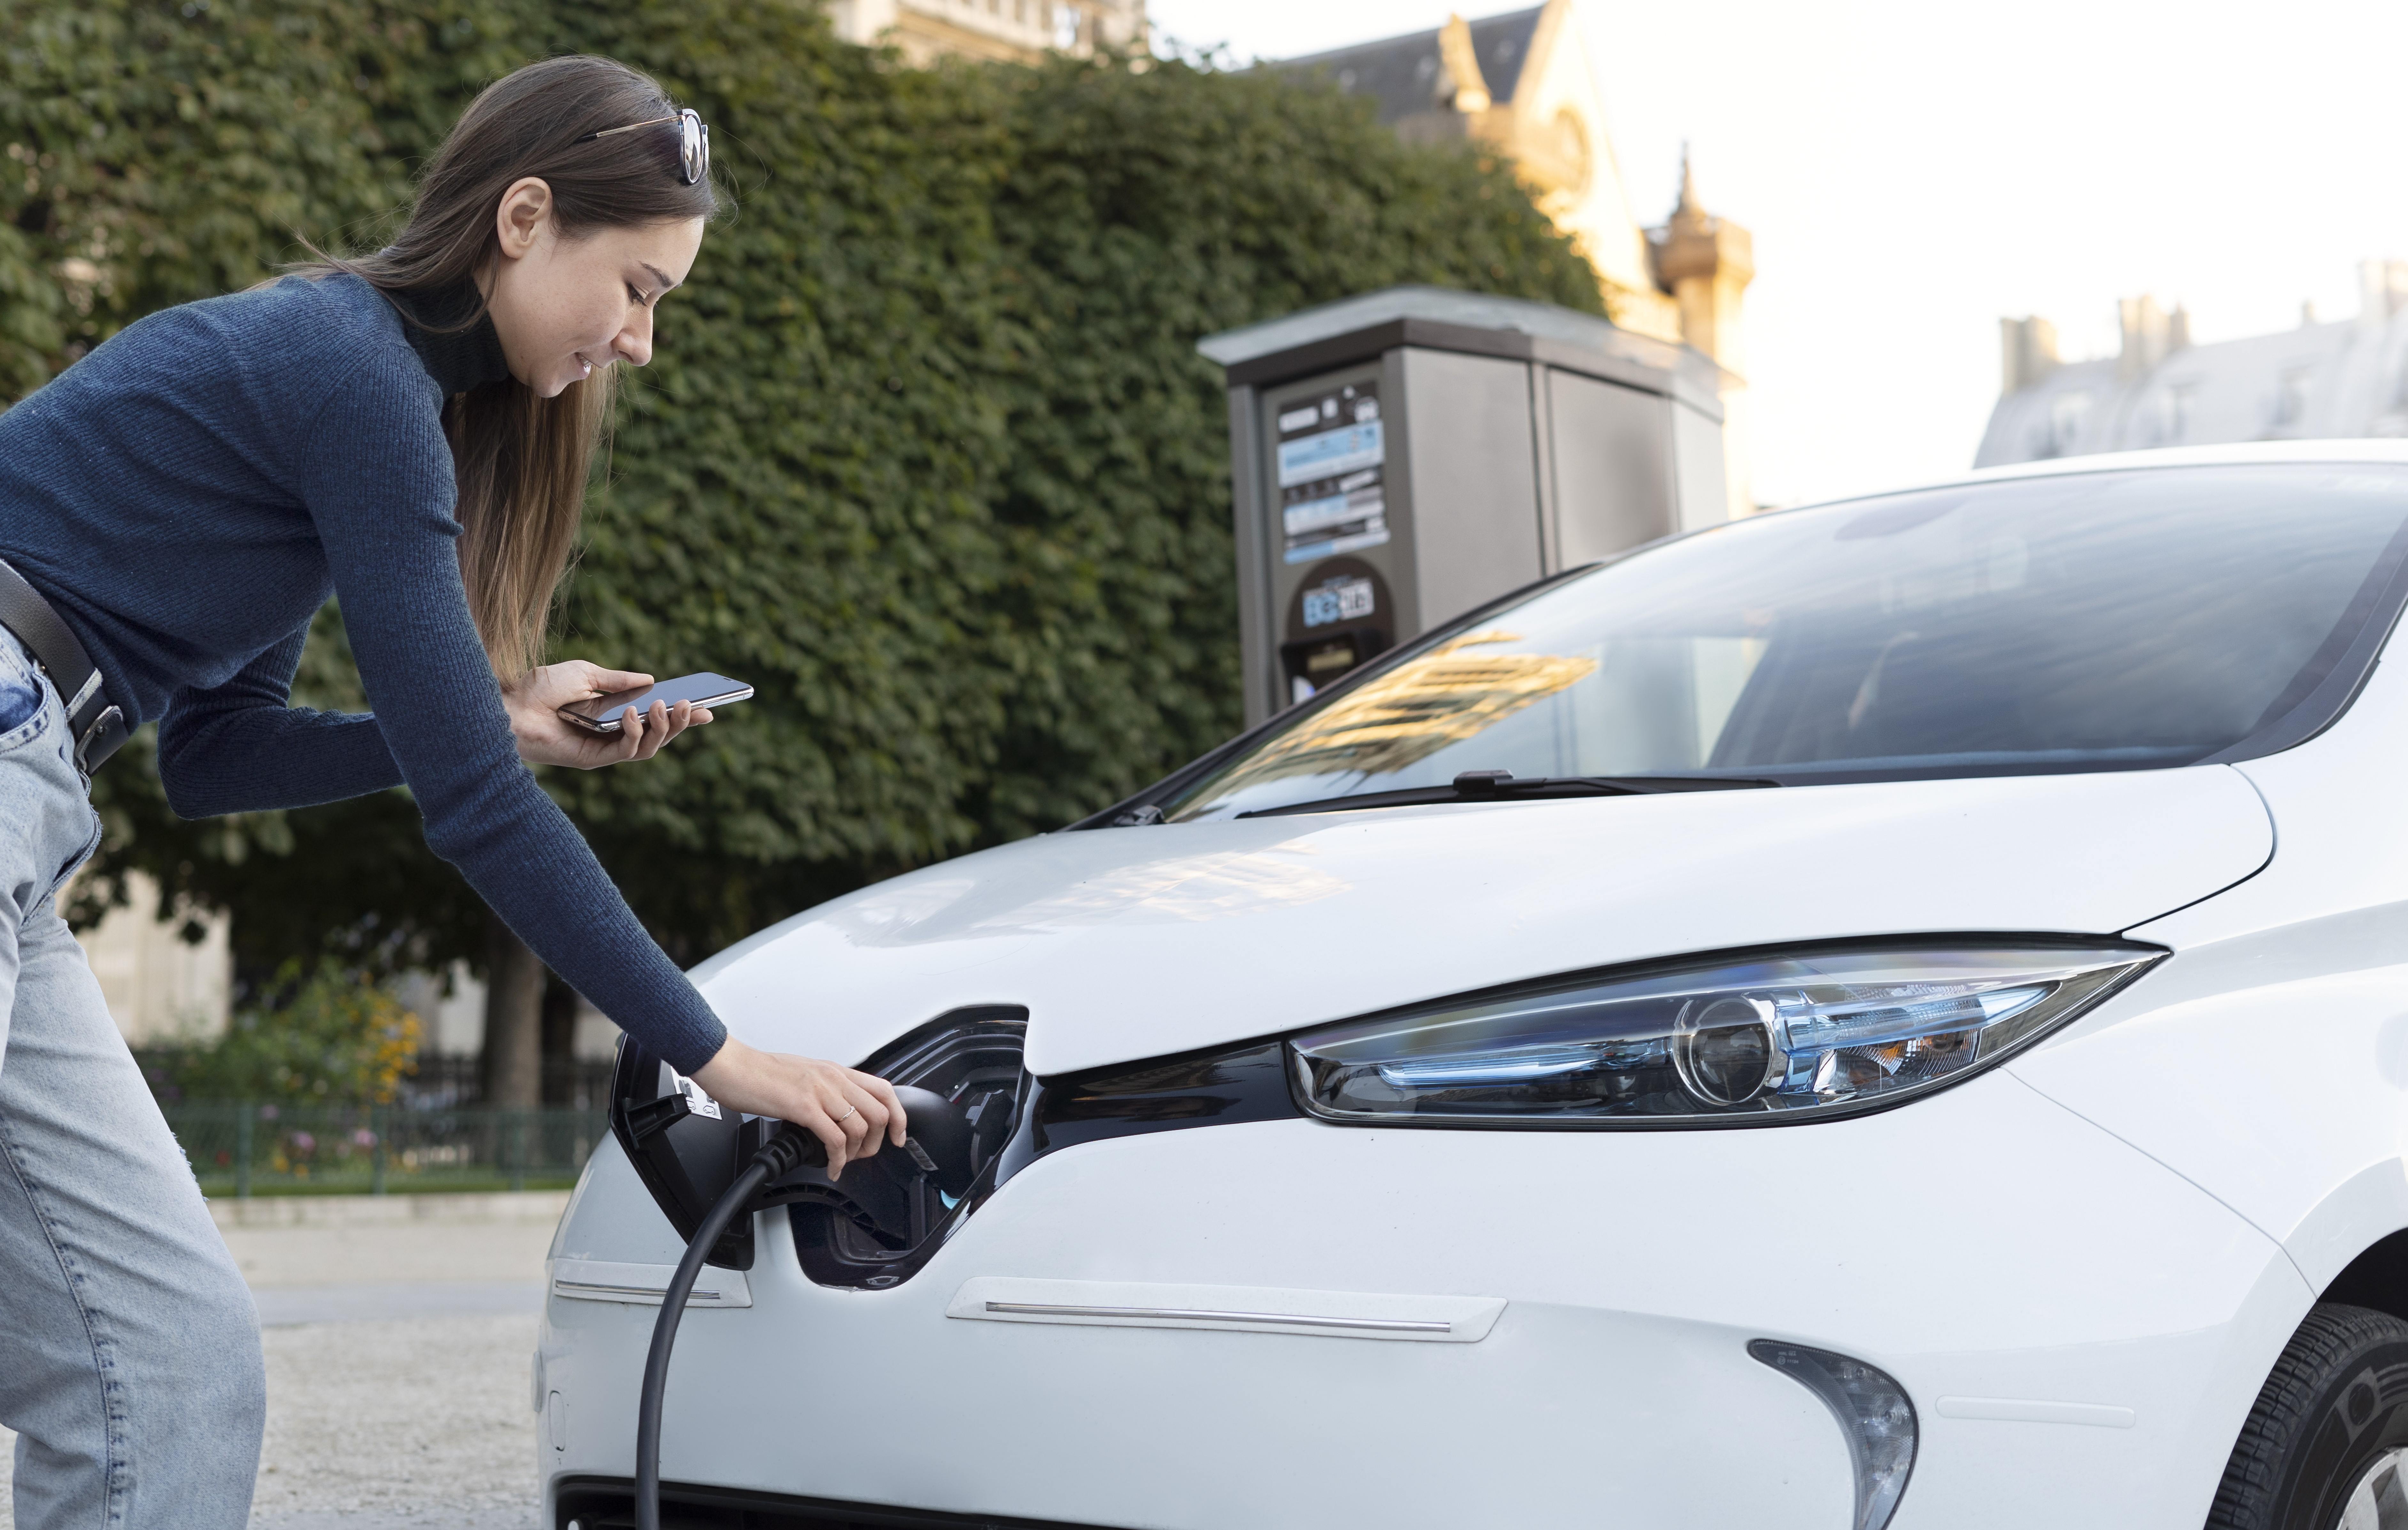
[1163,464,2408,820]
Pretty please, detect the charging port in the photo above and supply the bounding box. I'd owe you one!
[784,1007,1026,1291]
[607,1006,1027,1284]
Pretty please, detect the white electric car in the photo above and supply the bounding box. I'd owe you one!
[540,442,2408,1530]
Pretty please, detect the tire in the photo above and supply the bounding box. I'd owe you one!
[2209,1302,2408,1529]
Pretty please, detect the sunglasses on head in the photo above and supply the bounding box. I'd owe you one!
[575,106,709,186]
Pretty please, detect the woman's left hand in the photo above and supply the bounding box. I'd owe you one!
[501,659,712,770]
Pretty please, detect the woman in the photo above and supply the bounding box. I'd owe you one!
[0,55,903,1528]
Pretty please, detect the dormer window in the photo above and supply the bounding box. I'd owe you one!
[2166,382,2199,443]
[2275,369,2315,429]
[2049,391,2092,456]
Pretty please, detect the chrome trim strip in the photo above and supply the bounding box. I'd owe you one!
[1934,1395,2135,1428]
[982,1300,1450,1333]
[554,1279,722,1302]
[551,1258,752,1308]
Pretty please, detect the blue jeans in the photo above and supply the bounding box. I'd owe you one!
[0,627,264,1528]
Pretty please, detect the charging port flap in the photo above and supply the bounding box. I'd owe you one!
[609,1046,756,1268]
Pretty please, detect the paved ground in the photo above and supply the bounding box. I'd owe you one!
[0,1193,567,1529]
[246,1313,542,1529]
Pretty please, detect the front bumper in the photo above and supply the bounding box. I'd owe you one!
[540,1070,2307,1530]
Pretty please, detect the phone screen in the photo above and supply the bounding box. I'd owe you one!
[560,672,754,730]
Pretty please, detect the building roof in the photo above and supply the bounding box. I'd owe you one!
[1819,439,2408,515]
[1276,7,1545,124]
[1977,311,2408,467]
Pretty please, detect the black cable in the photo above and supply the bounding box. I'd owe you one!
[635,1126,809,1530]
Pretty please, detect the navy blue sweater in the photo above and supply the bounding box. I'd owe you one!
[0,274,727,1072]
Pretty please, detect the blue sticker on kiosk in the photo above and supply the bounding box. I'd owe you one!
[1275,384,1389,564]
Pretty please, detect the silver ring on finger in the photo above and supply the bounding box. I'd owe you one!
[833,1103,856,1123]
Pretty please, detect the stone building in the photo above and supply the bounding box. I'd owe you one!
[74,874,232,1045]
[1277,1,1757,515]
[1977,261,2408,467]
[825,0,1147,65]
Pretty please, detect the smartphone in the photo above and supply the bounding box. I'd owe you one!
[557,672,754,735]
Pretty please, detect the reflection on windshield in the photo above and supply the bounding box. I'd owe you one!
[1167,464,2408,821]
[1195,631,1596,805]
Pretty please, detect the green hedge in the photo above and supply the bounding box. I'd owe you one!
[1,0,1603,972]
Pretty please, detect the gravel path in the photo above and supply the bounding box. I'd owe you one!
[247,1313,542,1527]
[0,1196,562,1528]
[0,1315,544,1530]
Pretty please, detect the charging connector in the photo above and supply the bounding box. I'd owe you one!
[630,1088,979,1530]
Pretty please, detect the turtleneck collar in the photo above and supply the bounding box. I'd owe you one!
[391,283,514,396]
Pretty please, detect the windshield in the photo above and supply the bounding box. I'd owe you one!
[1164,463,2408,821]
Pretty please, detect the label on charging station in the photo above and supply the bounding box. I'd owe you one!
[1276,382,1389,565]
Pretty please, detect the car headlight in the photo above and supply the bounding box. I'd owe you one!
[1288,940,2161,1126]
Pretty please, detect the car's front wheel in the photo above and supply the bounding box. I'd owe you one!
[2210,1303,2408,1529]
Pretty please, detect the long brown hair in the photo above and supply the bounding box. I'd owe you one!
[301,56,717,677]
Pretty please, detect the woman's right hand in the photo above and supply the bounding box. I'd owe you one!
[500,659,712,770]
[689,1035,907,1180]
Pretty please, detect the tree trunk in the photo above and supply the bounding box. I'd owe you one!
[540,979,578,1107]
[480,911,545,1110]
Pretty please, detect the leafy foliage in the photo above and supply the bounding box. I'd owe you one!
[2,0,1602,977]
[139,959,422,1105]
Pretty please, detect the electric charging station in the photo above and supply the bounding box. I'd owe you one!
[1197,285,1734,727]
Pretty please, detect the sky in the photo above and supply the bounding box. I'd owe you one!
[1143,0,2408,507]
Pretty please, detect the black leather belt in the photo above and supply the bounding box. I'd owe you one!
[0,557,127,773]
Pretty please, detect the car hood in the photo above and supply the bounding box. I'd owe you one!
[694,766,2272,1077]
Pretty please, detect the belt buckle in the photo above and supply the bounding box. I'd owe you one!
[74,703,126,774]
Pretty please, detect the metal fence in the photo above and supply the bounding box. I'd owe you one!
[133,1051,618,1113]
[164,1102,609,1197]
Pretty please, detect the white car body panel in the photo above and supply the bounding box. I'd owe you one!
[545,1073,2300,1529]
[2013,651,2408,1294]
[695,766,2272,1078]
[546,443,2408,1528]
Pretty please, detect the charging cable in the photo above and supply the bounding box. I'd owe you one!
[634,1123,810,1530]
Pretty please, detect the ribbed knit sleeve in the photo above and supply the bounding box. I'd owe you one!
[288,356,729,1075]
[156,629,405,814]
